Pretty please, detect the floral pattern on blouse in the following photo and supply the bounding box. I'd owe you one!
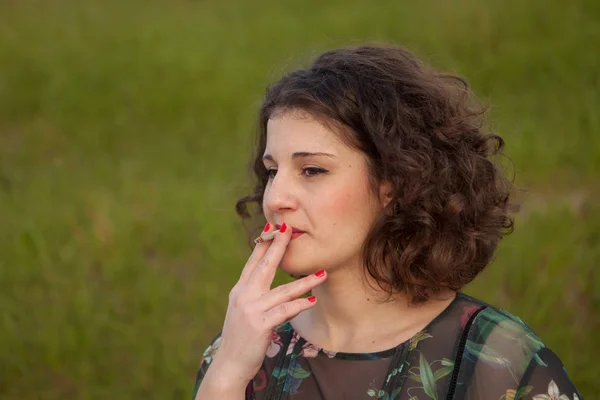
[193,293,583,400]
[531,380,579,400]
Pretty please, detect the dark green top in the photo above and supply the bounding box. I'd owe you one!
[194,293,582,399]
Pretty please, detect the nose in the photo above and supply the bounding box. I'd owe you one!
[263,169,299,214]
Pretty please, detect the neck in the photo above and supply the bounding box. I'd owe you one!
[290,264,456,353]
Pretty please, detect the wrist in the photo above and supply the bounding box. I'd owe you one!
[202,356,251,393]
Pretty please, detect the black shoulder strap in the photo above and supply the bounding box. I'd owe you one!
[445,306,487,400]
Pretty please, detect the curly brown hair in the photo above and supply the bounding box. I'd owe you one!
[236,44,517,304]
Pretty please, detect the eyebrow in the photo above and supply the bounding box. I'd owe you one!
[262,152,337,162]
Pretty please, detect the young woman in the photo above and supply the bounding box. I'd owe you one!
[193,45,582,400]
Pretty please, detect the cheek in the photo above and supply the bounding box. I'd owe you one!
[318,182,374,229]
[329,192,362,216]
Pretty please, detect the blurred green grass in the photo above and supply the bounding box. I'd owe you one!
[0,0,598,398]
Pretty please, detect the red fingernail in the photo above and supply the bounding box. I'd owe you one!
[315,270,325,278]
[263,222,270,232]
[307,296,316,303]
[280,223,287,233]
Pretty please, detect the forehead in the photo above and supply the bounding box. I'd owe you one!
[265,112,346,153]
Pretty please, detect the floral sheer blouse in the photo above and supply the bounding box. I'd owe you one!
[193,293,583,399]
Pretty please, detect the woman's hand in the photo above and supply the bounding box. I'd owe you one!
[210,222,327,385]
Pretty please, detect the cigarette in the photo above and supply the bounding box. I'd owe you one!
[254,229,280,244]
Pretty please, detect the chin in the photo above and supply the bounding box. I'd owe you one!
[278,255,315,278]
[278,264,311,279]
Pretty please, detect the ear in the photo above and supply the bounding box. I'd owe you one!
[378,180,394,208]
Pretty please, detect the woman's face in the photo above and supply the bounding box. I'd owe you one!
[262,110,389,276]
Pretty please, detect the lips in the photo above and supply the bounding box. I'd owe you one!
[275,224,305,233]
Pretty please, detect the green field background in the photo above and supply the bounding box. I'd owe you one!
[0,0,598,398]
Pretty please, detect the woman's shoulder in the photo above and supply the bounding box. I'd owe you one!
[454,293,547,365]
[457,293,544,344]
[458,293,542,340]
[449,293,582,399]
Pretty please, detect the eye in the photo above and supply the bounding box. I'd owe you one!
[303,167,327,177]
[265,167,328,180]
[266,168,277,179]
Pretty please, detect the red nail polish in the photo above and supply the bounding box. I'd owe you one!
[315,270,325,278]
[280,223,287,233]
[307,296,316,303]
[263,222,270,232]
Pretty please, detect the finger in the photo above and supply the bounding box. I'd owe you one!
[258,270,327,311]
[248,222,293,291]
[263,296,317,327]
[238,222,276,284]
